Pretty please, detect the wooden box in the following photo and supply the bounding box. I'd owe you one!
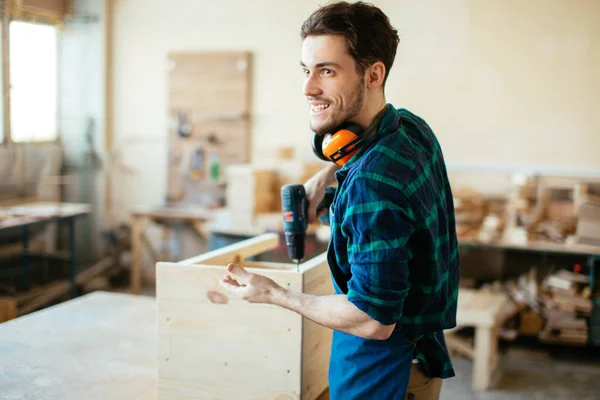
[225,164,277,214]
[156,233,333,399]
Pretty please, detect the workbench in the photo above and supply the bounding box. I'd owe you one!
[0,291,157,400]
[0,290,331,400]
[460,238,600,292]
[445,288,519,391]
[0,202,91,294]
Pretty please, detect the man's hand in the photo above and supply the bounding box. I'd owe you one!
[304,163,341,223]
[219,263,395,340]
[219,263,283,304]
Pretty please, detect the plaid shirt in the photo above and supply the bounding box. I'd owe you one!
[328,104,460,379]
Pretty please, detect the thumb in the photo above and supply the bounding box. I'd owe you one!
[227,263,252,278]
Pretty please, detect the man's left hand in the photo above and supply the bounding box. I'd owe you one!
[219,263,283,304]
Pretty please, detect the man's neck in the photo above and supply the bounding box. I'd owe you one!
[351,97,388,129]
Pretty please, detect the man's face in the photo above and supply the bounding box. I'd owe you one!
[301,35,366,135]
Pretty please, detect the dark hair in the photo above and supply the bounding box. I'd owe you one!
[300,1,399,86]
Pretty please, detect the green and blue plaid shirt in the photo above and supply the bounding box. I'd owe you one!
[328,104,460,379]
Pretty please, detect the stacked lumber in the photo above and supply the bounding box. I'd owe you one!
[454,175,600,247]
[453,187,504,243]
[480,267,592,346]
[453,187,486,241]
[539,269,591,345]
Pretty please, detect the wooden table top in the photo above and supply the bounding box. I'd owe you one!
[0,291,157,400]
[0,202,91,230]
[131,204,213,222]
[455,288,511,328]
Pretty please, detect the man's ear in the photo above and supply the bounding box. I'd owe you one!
[366,61,386,89]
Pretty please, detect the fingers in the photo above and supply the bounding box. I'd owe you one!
[220,264,250,297]
[227,263,252,278]
[219,278,246,297]
[222,275,242,287]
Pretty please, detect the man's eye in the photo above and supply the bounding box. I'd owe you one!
[303,69,310,75]
[322,69,333,75]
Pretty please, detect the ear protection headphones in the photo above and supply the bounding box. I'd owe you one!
[312,105,390,166]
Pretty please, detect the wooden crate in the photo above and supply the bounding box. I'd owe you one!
[225,164,277,213]
[156,233,333,400]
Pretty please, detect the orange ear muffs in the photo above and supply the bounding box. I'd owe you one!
[311,105,391,166]
[321,129,365,166]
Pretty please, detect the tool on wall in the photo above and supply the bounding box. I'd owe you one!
[190,147,205,180]
[176,111,193,138]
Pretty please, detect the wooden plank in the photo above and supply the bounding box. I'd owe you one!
[460,237,600,257]
[179,232,280,265]
[131,216,150,294]
[14,0,68,16]
[131,205,212,222]
[156,261,304,399]
[472,326,496,391]
[0,297,17,322]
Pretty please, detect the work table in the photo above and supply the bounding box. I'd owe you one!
[0,291,157,400]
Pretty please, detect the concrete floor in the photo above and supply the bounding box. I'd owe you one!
[441,341,600,399]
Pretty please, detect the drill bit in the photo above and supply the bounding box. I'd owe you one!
[296,260,300,272]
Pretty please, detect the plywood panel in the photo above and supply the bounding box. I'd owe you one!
[301,253,333,400]
[166,51,252,204]
[157,261,304,399]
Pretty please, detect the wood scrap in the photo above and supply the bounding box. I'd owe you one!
[479,266,592,346]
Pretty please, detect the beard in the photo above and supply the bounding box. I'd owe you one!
[311,80,365,136]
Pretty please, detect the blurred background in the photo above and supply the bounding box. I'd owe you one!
[0,1,599,399]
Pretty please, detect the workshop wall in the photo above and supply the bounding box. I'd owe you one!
[112,0,600,222]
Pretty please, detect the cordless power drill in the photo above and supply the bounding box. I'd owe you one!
[281,184,336,269]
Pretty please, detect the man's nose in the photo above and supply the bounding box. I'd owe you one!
[303,74,322,98]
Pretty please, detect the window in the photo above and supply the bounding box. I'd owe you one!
[9,21,58,142]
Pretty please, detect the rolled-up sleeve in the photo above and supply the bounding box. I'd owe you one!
[341,176,415,326]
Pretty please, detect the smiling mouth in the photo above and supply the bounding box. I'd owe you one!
[311,103,330,113]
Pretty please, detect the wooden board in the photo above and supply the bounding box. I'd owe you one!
[156,233,333,400]
[166,51,252,204]
[12,0,69,16]
[0,291,157,400]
